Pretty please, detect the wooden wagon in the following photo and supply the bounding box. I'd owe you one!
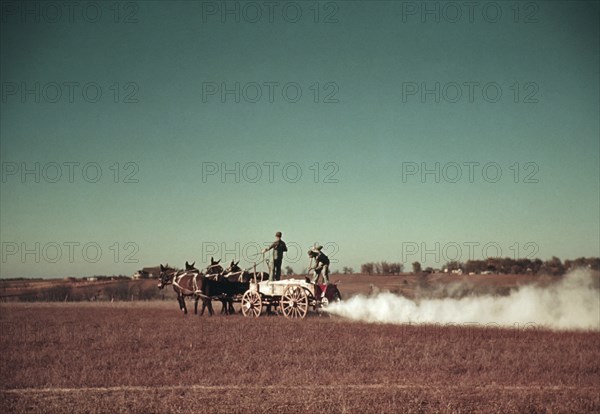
[240,278,342,319]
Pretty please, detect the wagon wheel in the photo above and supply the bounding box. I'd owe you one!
[280,286,309,319]
[318,291,341,316]
[241,290,262,317]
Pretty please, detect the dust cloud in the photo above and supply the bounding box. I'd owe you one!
[327,269,600,330]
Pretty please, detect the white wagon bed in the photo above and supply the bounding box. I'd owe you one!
[241,278,341,319]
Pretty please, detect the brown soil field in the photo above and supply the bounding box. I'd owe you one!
[1,301,598,413]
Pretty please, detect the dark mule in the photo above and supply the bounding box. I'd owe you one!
[222,260,276,313]
[196,260,269,316]
[179,259,232,315]
[204,257,223,278]
[201,257,235,314]
[222,260,268,283]
[196,272,250,316]
[175,257,232,315]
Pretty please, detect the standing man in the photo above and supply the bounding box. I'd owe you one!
[262,231,287,281]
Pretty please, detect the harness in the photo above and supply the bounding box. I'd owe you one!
[222,269,244,282]
[172,271,196,296]
[160,268,177,287]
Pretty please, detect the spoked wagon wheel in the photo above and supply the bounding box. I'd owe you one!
[241,290,262,317]
[280,286,309,319]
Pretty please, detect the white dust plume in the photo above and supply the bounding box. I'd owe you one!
[327,269,600,330]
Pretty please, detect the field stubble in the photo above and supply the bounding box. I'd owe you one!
[0,302,598,413]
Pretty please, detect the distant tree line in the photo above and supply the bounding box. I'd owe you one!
[454,256,598,276]
[90,275,132,280]
[357,257,599,276]
[360,262,404,275]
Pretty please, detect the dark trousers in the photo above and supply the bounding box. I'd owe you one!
[267,259,283,314]
[270,259,282,281]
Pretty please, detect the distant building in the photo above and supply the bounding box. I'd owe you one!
[87,277,97,282]
[132,270,148,280]
[132,267,160,279]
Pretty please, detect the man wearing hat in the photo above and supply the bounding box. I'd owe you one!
[262,231,287,281]
[308,245,330,284]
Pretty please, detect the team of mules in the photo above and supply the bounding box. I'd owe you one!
[157,258,268,316]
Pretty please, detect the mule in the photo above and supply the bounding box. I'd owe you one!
[204,257,223,279]
[196,272,250,316]
[158,262,202,314]
[181,259,234,314]
[222,260,269,283]
[195,260,269,316]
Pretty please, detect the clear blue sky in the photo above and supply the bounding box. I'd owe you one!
[1,1,599,277]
